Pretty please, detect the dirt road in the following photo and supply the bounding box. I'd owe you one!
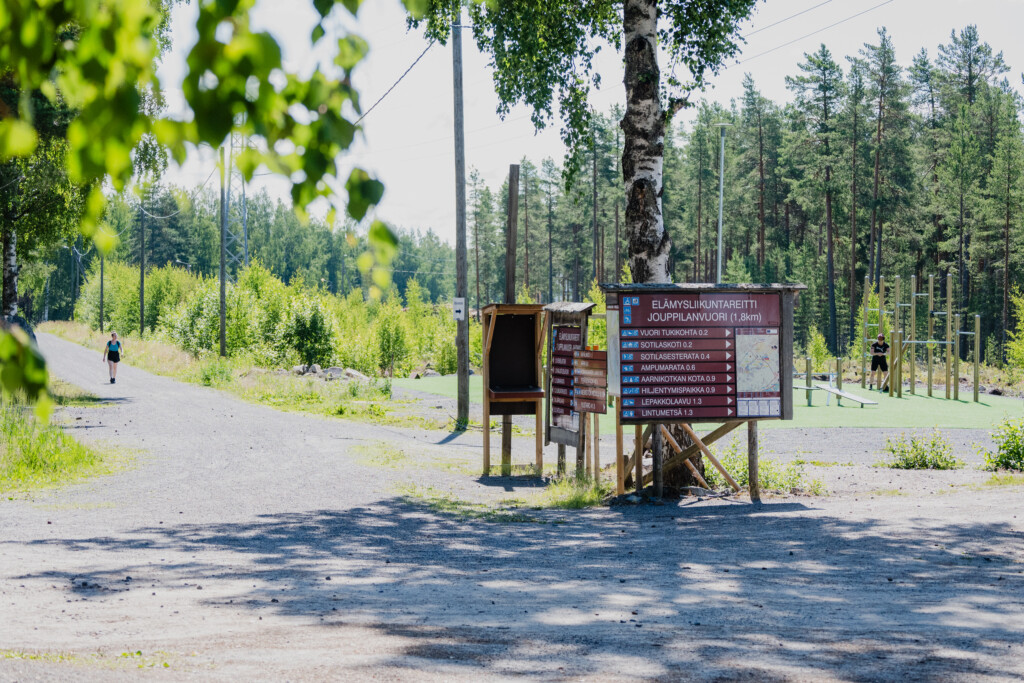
[1,333,1023,681]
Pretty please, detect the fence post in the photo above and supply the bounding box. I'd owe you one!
[836,357,842,390]
[909,275,916,394]
[861,275,870,388]
[953,313,960,401]
[806,356,812,406]
[927,274,934,397]
[974,315,980,403]
[945,273,953,399]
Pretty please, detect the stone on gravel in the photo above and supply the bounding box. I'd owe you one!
[309,364,322,374]
[343,368,369,381]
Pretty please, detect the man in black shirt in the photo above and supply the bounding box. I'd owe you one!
[870,333,889,390]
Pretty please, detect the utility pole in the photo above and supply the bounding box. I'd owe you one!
[99,255,104,332]
[452,11,469,430]
[219,147,227,358]
[715,122,731,284]
[592,131,599,285]
[139,198,145,337]
[503,164,520,465]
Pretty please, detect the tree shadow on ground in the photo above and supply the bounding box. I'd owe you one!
[20,498,1024,680]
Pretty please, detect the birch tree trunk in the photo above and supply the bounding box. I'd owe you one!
[2,227,17,317]
[621,0,670,284]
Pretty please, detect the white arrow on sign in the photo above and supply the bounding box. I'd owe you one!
[724,329,732,337]
[726,352,733,360]
[725,385,734,393]
[725,340,732,348]
[726,363,733,371]
[727,397,733,404]
[726,374,733,383]
[727,408,734,415]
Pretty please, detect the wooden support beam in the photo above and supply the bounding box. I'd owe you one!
[680,423,741,492]
[655,425,710,490]
[660,421,742,478]
[634,425,643,494]
[615,397,624,494]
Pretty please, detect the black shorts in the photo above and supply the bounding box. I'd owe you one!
[108,352,120,363]
[871,356,887,372]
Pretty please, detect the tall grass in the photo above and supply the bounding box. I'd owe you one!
[0,402,105,490]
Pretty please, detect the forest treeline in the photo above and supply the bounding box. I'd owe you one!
[20,25,1024,366]
[470,25,1023,362]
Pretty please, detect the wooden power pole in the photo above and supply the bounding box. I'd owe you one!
[452,13,469,429]
[219,147,227,358]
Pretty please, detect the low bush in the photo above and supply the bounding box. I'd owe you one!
[882,431,963,470]
[706,439,825,494]
[280,297,335,367]
[983,417,1024,471]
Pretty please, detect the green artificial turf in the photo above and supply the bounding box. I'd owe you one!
[393,375,1022,433]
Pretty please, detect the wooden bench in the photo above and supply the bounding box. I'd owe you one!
[815,383,878,408]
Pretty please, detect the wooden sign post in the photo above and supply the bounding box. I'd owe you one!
[544,302,596,476]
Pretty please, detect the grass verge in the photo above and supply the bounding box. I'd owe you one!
[40,321,450,431]
[0,401,111,491]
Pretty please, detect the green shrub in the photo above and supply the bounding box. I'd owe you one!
[1008,289,1024,376]
[983,418,1024,471]
[280,296,335,367]
[881,431,963,470]
[375,299,409,376]
[705,438,824,494]
[144,265,201,332]
[196,358,234,386]
[805,327,831,372]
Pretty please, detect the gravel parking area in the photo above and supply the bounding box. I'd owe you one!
[1,333,1022,681]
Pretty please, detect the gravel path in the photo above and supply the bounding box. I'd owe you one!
[1,333,1022,681]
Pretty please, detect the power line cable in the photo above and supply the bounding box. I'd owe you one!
[354,40,435,126]
[735,0,896,65]
[741,0,838,38]
[135,166,218,221]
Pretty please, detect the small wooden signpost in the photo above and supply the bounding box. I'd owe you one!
[573,347,607,482]
[543,302,596,476]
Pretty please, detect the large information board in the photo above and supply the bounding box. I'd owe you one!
[604,287,799,425]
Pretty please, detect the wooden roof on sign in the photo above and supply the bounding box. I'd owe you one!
[599,282,807,294]
[542,302,596,315]
[481,303,546,315]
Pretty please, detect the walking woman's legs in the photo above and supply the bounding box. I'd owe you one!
[108,360,116,379]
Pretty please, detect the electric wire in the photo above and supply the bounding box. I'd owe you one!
[735,0,896,65]
[741,0,838,38]
[354,40,435,126]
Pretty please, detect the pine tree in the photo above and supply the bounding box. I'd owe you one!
[786,44,845,353]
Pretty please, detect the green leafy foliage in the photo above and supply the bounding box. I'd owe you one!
[982,417,1024,472]
[375,299,409,376]
[280,297,335,367]
[881,431,963,470]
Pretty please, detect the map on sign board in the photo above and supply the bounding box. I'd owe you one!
[735,328,781,418]
[613,292,782,423]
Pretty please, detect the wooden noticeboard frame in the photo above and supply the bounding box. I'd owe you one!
[543,302,596,476]
[600,283,806,498]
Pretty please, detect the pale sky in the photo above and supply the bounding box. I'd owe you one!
[158,0,1024,242]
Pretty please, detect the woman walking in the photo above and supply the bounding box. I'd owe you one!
[103,332,124,384]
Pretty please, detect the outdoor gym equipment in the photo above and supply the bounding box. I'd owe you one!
[860,273,981,402]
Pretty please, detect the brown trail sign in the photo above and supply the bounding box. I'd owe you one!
[602,283,805,500]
